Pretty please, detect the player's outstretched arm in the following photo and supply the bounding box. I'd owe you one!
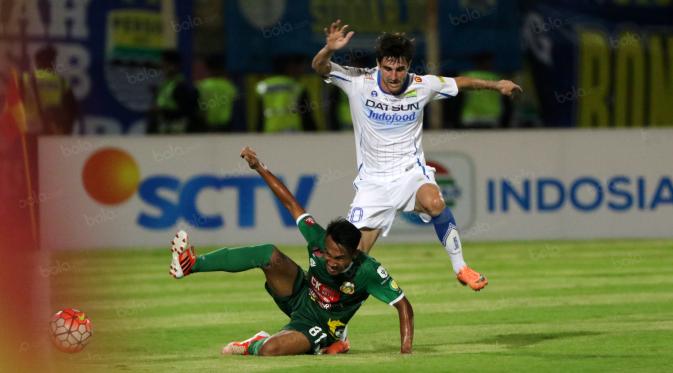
[240,146,306,221]
[311,19,354,76]
[394,297,414,354]
[454,76,523,97]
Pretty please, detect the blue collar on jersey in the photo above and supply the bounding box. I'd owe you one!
[376,68,411,96]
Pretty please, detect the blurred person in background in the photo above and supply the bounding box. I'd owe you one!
[510,60,542,127]
[196,54,238,132]
[148,50,201,134]
[326,53,372,131]
[256,55,316,133]
[459,52,513,128]
[22,45,78,135]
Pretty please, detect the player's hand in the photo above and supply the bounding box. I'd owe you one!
[324,19,354,52]
[496,80,523,97]
[240,146,262,170]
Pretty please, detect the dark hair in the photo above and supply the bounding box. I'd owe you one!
[375,33,415,63]
[326,218,361,256]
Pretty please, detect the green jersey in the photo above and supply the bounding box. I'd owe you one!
[293,213,404,339]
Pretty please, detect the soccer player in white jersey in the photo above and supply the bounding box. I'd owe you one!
[312,20,522,291]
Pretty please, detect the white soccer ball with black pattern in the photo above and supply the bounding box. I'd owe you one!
[49,308,93,353]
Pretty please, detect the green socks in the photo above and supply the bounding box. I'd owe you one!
[192,244,275,273]
[191,246,274,356]
[247,338,268,355]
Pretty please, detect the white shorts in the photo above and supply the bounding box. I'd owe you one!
[347,163,437,236]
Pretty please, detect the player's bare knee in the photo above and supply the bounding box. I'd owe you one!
[427,197,445,216]
[269,247,289,268]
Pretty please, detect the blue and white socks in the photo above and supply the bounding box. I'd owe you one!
[431,207,467,274]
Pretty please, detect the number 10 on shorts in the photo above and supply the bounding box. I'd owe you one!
[348,207,363,223]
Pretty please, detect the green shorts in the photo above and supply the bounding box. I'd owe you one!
[265,267,338,353]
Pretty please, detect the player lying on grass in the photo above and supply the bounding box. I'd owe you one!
[168,146,413,356]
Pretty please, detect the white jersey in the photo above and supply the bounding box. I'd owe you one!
[326,61,459,181]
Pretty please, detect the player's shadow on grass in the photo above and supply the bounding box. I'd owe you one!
[474,331,600,348]
[333,332,603,354]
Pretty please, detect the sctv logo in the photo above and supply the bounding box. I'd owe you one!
[81,148,316,229]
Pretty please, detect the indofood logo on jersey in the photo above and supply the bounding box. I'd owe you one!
[364,99,420,125]
[401,160,462,225]
[81,147,316,230]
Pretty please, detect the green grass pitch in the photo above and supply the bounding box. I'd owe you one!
[48,240,673,372]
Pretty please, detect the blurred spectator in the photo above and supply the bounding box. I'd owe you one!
[459,53,512,128]
[255,55,315,133]
[511,61,541,127]
[326,52,372,131]
[22,45,78,135]
[147,50,201,134]
[197,54,239,132]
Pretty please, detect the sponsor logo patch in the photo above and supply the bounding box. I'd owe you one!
[377,265,389,279]
[390,279,399,290]
[340,281,355,295]
[309,276,341,310]
[328,319,346,338]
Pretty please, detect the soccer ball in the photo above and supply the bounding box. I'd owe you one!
[49,308,93,353]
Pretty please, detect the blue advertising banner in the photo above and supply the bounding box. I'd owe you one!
[0,0,193,134]
[522,0,673,126]
[225,0,521,74]
[438,0,521,73]
[225,0,429,73]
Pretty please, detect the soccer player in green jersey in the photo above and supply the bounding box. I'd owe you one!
[169,146,414,356]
